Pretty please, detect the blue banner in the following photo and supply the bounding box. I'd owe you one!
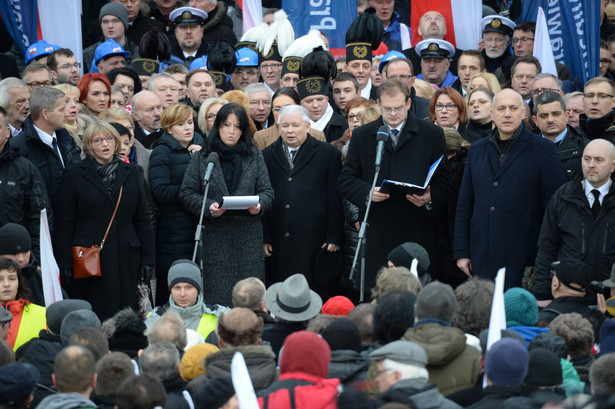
[281,0,355,55]
[0,0,39,56]
[521,0,600,86]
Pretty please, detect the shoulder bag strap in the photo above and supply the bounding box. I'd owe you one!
[100,185,123,250]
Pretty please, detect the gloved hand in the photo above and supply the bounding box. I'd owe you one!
[60,268,73,287]
[139,265,154,283]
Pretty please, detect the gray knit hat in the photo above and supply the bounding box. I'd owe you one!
[46,299,92,335]
[0,306,11,324]
[415,280,457,322]
[60,310,102,346]
[168,259,202,292]
[99,3,129,30]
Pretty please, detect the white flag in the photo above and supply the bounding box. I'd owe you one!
[483,267,506,388]
[231,351,259,409]
[533,7,557,76]
[40,209,63,307]
[242,0,263,35]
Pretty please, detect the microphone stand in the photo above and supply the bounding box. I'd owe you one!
[192,178,212,263]
[349,163,382,302]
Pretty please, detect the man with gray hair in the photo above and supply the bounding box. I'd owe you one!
[11,87,80,206]
[371,340,462,409]
[0,78,30,136]
[589,352,615,399]
[262,104,343,297]
[529,73,564,102]
[565,91,584,129]
[147,72,179,110]
[139,341,190,409]
[131,90,163,148]
[245,83,273,131]
[232,277,272,321]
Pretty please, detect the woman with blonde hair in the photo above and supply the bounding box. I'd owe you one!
[54,121,155,320]
[197,97,228,136]
[53,83,91,150]
[149,103,204,304]
[467,72,501,95]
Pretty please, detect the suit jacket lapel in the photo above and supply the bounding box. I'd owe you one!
[290,135,316,175]
[81,160,112,200]
[496,132,528,177]
[271,138,291,174]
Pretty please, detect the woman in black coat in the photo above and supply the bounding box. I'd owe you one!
[149,103,204,305]
[179,103,274,307]
[54,121,155,320]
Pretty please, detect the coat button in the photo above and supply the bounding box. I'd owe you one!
[493,181,499,187]
[285,204,290,209]
[490,206,495,212]
[288,177,292,182]
[284,232,290,237]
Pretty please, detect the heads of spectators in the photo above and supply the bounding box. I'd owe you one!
[115,373,167,409]
[186,69,216,107]
[145,310,188,351]
[171,7,206,55]
[564,91,584,128]
[467,87,494,125]
[163,64,190,100]
[467,72,501,94]
[430,87,467,129]
[0,78,30,135]
[530,73,563,102]
[22,63,53,93]
[371,268,421,303]
[77,73,112,118]
[95,352,134,400]
[166,259,203,308]
[532,91,568,142]
[368,0,395,26]
[197,97,228,134]
[53,345,97,397]
[160,102,196,148]
[231,48,260,91]
[99,2,128,44]
[581,139,615,189]
[482,15,515,59]
[373,289,416,344]
[140,341,181,382]
[148,72,180,110]
[417,10,446,40]
[416,39,455,88]
[297,77,330,123]
[68,327,109,362]
[347,303,377,345]
[453,277,494,337]
[245,83,272,129]
[107,67,142,104]
[48,48,81,86]
[457,50,485,93]
[30,86,67,135]
[132,90,163,133]
[332,72,360,111]
[583,77,615,120]
[510,56,541,100]
[549,312,594,361]
[511,21,536,57]
[278,105,311,149]
[345,96,373,131]
[491,89,525,140]
[217,307,263,348]
[590,352,615,398]
[484,338,529,387]
[370,340,429,393]
[93,40,128,76]
[377,78,411,130]
[601,40,612,78]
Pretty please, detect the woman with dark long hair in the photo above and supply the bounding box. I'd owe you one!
[180,103,274,307]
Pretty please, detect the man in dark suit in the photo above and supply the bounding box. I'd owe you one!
[454,89,566,289]
[11,87,81,208]
[262,105,344,297]
[339,78,453,299]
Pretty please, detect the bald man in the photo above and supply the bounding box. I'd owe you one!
[402,10,463,76]
[455,89,566,289]
[534,138,615,307]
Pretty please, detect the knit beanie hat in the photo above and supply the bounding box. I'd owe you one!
[194,376,235,409]
[168,259,202,292]
[0,223,31,254]
[527,332,568,359]
[46,299,92,335]
[504,287,538,327]
[524,347,562,387]
[108,308,148,356]
[387,242,430,277]
[60,310,102,346]
[321,318,362,352]
[415,281,457,322]
[99,2,129,30]
[280,331,331,377]
[180,343,219,382]
[321,296,354,316]
[485,338,529,386]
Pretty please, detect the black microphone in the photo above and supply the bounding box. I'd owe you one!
[375,126,389,168]
[203,152,218,184]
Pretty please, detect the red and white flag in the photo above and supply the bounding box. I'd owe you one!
[38,0,83,75]
[40,209,63,307]
[533,7,557,76]
[411,0,482,50]
[241,0,263,35]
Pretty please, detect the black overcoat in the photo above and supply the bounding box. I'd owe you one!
[262,135,344,285]
[339,113,453,295]
[53,158,155,320]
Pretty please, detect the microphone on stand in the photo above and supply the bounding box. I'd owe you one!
[203,152,218,184]
[375,126,389,169]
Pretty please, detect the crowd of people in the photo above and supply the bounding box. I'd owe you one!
[1,0,615,408]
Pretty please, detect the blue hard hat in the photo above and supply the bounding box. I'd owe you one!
[235,47,259,67]
[190,55,208,70]
[25,39,61,65]
[93,39,130,69]
[378,50,406,73]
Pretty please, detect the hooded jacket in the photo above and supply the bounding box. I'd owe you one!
[37,392,97,409]
[402,322,481,396]
[327,349,369,386]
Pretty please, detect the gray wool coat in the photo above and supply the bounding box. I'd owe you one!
[179,148,274,307]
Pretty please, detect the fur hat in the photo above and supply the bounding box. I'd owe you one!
[504,287,538,327]
[108,308,148,355]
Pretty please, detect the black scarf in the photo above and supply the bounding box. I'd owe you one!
[211,137,244,194]
[92,156,120,194]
